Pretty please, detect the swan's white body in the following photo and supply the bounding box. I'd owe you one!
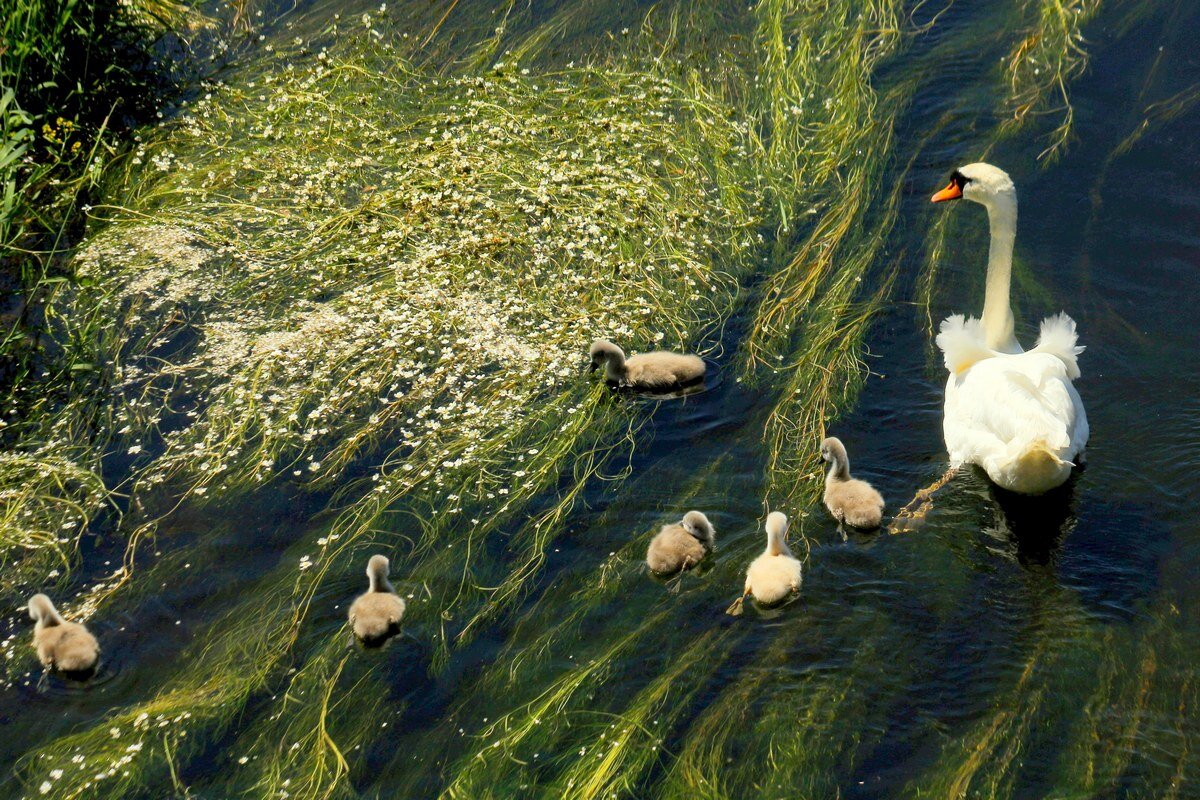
[934,164,1088,495]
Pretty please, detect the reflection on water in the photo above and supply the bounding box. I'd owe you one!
[984,473,1080,567]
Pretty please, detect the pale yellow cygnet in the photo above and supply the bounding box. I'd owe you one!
[728,512,802,614]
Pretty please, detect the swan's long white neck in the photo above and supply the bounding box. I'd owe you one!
[980,193,1020,352]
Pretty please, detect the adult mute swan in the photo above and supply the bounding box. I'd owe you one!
[930,163,1088,495]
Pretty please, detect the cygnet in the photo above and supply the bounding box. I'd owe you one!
[588,339,705,391]
[28,593,100,674]
[348,555,406,646]
[646,510,715,575]
[728,512,802,614]
[820,436,884,531]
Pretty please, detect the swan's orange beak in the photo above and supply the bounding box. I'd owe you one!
[931,181,963,203]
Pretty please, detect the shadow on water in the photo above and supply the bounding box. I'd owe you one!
[984,471,1082,568]
[974,469,1165,622]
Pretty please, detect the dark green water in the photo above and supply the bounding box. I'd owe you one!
[3,0,1200,797]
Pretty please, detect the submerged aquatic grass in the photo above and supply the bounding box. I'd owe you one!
[739,0,904,513]
[0,454,108,602]
[3,0,1138,795]
[1000,0,1100,161]
[12,9,770,796]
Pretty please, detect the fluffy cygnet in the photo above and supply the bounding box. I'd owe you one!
[741,512,803,608]
[28,594,100,674]
[820,436,884,530]
[348,555,406,646]
[588,339,705,391]
[646,510,715,575]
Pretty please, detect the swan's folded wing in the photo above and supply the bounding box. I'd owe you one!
[936,314,996,376]
[1030,312,1084,379]
[945,353,1079,460]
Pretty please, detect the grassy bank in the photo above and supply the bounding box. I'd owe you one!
[0,0,207,422]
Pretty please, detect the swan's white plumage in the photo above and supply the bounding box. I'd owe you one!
[1030,312,1084,380]
[935,314,994,376]
[943,347,1088,493]
[934,163,1088,495]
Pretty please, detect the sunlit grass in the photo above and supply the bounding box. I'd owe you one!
[0,453,110,608]
[4,0,1136,795]
[12,11,767,796]
[999,0,1100,162]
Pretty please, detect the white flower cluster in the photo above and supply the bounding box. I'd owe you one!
[60,39,762,522]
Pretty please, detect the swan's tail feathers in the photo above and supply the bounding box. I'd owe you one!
[994,437,1074,494]
[1033,312,1084,379]
[936,315,994,376]
[1015,439,1074,468]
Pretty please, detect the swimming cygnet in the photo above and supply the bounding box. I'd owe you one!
[348,555,406,646]
[820,436,884,531]
[646,510,715,575]
[28,594,100,674]
[728,512,802,614]
[588,339,705,391]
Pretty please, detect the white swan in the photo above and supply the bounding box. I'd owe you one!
[931,163,1088,495]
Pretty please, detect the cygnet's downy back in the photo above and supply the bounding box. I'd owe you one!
[349,554,406,646]
[646,510,715,576]
[729,512,802,614]
[29,593,101,674]
[588,339,705,390]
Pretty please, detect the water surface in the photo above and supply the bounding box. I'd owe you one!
[3,0,1200,797]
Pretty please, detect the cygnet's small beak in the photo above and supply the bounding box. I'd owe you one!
[588,361,598,373]
[931,181,963,203]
